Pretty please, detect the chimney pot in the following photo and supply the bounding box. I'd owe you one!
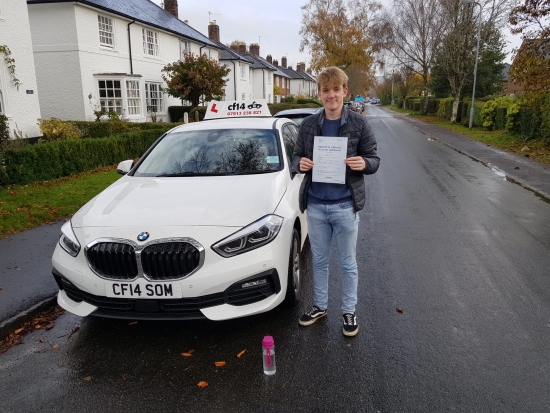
[281,56,287,68]
[267,54,272,64]
[273,59,279,67]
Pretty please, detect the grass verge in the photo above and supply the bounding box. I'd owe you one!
[0,165,121,239]
[385,106,550,166]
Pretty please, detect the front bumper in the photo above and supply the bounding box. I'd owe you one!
[53,268,281,320]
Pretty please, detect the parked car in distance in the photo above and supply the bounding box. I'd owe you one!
[52,100,307,322]
[273,107,321,127]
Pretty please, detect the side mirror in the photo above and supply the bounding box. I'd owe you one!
[116,160,134,175]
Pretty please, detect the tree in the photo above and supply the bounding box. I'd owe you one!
[374,0,448,113]
[162,53,230,107]
[299,0,381,75]
[509,0,550,94]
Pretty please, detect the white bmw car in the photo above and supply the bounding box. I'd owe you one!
[52,100,307,321]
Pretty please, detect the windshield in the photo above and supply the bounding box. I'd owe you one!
[134,128,282,177]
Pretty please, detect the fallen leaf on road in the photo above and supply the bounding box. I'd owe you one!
[184,365,193,371]
[35,325,42,330]
[14,328,23,334]
[58,364,64,368]
[0,287,3,290]
[39,338,44,343]
[396,307,404,313]
[128,321,138,326]
[121,374,127,381]
[214,361,226,367]
[52,343,59,349]
[237,349,246,358]
[197,381,209,388]
[83,376,92,381]
[188,349,195,354]
[45,325,54,331]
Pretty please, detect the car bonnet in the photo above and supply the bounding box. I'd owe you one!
[71,172,287,228]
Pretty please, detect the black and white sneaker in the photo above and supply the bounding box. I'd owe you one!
[299,305,327,326]
[342,313,359,336]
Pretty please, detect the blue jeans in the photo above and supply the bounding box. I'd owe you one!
[306,201,359,314]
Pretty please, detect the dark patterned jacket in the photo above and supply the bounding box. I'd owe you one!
[291,107,380,212]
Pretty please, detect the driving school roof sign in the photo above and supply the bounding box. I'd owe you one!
[204,100,271,120]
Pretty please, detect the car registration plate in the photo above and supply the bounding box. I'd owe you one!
[105,280,182,299]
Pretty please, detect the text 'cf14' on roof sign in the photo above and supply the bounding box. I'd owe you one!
[204,100,271,120]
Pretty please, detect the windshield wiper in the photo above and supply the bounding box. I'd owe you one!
[156,172,199,177]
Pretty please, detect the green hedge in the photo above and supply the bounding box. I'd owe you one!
[267,103,321,115]
[70,121,179,138]
[495,107,507,130]
[168,106,194,122]
[190,106,207,121]
[519,107,542,140]
[0,128,173,187]
[296,98,322,106]
[427,99,439,115]
[413,101,421,112]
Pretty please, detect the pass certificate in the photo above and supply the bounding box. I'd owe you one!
[312,136,348,184]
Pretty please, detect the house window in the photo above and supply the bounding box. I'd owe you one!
[145,82,162,113]
[98,80,123,114]
[180,40,190,59]
[143,28,159,57]
[267,73,272,85]
[126,80,141,115]
[98,15,114,48]
[240,63,246,80]
[242,93,246,100]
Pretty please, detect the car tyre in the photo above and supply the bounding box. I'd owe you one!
[284,228,301,305]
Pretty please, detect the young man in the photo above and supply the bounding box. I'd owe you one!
[292,66,380,337]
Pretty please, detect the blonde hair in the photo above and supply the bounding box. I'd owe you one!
[317,66,349,91]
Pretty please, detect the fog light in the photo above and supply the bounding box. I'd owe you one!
[242,279,267,289]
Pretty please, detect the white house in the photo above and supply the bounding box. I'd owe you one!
[243,45,277,104]
[26,0,220,122]
[206,21,254,102]
[0,0,42,138]
[279,62,317,98]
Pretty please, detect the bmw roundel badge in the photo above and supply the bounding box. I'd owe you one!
[137,232,149,242]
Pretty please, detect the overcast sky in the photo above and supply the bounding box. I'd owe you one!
[151,0,522,71]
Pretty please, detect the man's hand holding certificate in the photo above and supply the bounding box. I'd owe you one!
[298,137,367,182]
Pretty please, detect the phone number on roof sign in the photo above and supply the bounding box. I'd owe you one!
[227,111,263,116]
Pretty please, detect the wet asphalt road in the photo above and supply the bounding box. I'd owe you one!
[2,105,550,412]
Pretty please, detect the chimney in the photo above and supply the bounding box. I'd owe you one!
[281,56,287,68]
[266,54,272,64]
[208,20,220,43]
[249,43,260,56]
[273,59,279,67]
[238,44,247,55]
[164,0,178,19]
[288,65,293,70]
[297,62,306,72]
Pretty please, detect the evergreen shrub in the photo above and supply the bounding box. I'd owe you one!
[297,98,322,106]
[0,128,172,187]
[519,107,541,140]
[168,106,193,122]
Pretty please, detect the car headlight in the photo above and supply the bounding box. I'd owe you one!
[59,221,81,257]
[212,215,284,258]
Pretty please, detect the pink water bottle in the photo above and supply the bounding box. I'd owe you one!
[262,335,276,375]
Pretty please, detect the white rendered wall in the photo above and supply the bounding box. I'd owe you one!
[28,2,220,122]
[0,0,42,138]
[221,60,253,101]
[252,68,273,103]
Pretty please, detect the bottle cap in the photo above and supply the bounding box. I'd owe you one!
[262,335,274,348]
